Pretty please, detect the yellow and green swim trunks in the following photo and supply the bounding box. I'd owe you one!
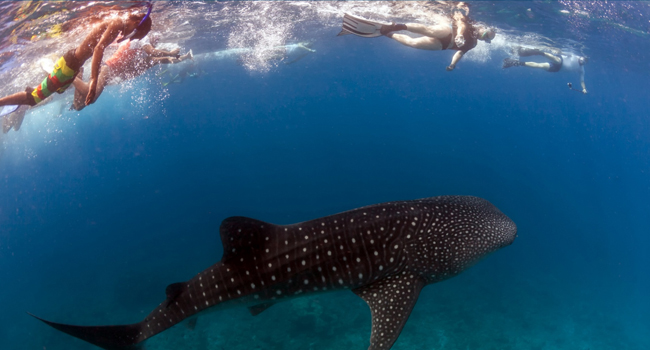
[27,49,82,106]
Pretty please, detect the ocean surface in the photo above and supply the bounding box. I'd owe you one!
[0,1,649,350]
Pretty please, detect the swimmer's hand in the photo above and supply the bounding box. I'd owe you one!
[455,35,465,48]
[86,78,97,106]
[446,64,455,71]
[582,88,588,94]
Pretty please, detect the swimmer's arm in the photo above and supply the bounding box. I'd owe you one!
[87,20,122,105]
[457,2,470,15]
[452,12,467,37]
[447,51,464,71]
[456,21,466,39]
[580,66,587,93]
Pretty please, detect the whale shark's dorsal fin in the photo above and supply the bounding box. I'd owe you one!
[353,274,425,350]
[219,216,278,263]
[248,302,276,316]
[165,282,186,307]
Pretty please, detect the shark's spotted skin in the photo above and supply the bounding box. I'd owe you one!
[31,196,517,350]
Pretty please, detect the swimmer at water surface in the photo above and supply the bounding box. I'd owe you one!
[339,2,495,70]
[0,5,152,132]
[71,33,192,111]
[503,47,588,94]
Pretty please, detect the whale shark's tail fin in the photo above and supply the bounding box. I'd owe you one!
[338,13,390,37]
[29,313,143,350]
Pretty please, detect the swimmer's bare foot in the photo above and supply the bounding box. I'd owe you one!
[179,50,193,61]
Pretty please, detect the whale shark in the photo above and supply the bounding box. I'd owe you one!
[30,195,517,350]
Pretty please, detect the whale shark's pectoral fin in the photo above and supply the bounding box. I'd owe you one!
[248,302,276,316]
[28,313,143,350]
[353,274,424,350]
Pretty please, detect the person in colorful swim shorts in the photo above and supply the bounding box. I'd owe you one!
[71,34,193,111]
[0,8,152,132]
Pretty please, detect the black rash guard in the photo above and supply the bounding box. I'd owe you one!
[449,22,478,53]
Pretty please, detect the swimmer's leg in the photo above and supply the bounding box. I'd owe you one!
[402,23,451,38]
[0,90,34,107]
[515,47,544,56]
[502,58,551,71]
[523,62,552,70]
[541,52,562,65]
[386,23,448,50]
[389,34,442,50]
[181,50,193,61]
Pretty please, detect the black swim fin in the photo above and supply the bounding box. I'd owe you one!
[379,23,407,36]
[515,47,544,57]
[502,58,524,68]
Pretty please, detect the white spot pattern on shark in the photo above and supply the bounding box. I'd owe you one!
[30,196,516,350]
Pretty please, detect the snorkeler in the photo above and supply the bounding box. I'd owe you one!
[338,2,495,70]
[158,57,203,87]
[0,5,153,132]
[503,47,588,94]
[71,34,193,111]
[278,42,316,64]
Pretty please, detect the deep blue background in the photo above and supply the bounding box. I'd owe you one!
[1,29,649,349]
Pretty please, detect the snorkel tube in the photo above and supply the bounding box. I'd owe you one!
[480,28,495,43]
[567,82,583,93]
[118,1,153,42]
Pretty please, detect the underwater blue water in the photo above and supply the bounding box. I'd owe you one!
[1,2,649,350]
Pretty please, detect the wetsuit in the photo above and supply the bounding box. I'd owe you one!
[442,22,478,52]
